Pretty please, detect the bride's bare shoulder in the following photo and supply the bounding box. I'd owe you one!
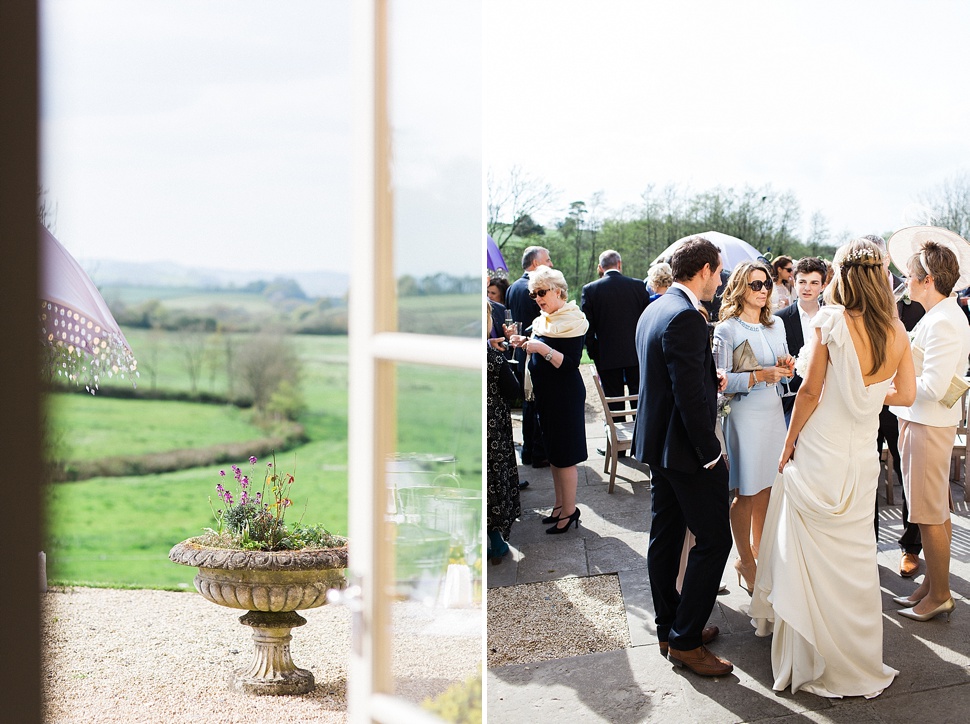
[890,319,911,356]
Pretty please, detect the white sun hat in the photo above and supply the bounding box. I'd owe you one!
[888,225,970,291]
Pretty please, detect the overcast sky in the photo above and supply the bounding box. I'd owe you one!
[41,0,481,278]
[484,1,970,244]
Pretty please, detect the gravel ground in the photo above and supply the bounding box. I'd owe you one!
[486,575,629,668]
[43,587,481,724]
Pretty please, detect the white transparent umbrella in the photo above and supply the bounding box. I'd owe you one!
[39,223,138,393]
[653,230,764,272]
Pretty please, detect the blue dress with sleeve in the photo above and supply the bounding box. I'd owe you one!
[713,316,790,495]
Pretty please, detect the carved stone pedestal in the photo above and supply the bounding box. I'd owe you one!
[233,611,314,695]
[169,537,348,697]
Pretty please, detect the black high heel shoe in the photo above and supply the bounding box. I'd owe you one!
[546,507,580,534]
[541,506,562,524]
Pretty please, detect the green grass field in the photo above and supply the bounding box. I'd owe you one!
[45,323,481,590]
[47,395,269,461]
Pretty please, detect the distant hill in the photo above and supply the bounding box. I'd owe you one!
[79,258,349,298]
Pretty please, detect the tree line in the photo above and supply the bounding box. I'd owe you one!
[488,167,970,294]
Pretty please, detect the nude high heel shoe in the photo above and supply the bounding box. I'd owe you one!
[897,598,955,622]
[734,559,755,596]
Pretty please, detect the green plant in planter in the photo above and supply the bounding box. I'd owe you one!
[172,452,348,696]
[423,666,482,724]
[205,454,343,551]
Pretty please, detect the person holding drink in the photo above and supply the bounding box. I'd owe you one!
[713,260,793,594]
[509,265,589,533]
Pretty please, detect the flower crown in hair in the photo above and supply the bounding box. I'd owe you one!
[841,246,882,268]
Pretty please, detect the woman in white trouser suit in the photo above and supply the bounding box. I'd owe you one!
[890,229,970,622]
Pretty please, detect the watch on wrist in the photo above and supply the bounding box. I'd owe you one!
[544,351,554,361]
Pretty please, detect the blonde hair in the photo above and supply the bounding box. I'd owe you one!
[647,262,673,291]
[528,265,568,300]
[718,261,775,326]
[825,237,896,374]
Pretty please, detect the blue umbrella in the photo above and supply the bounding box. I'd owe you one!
[486,234,507,272]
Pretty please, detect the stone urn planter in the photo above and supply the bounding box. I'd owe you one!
[169,537,348,695]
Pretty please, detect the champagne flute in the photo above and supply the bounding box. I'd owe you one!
[893,281,908,303]
[502,311,518,363]
[713,336,731,375]
[776,348,796,397]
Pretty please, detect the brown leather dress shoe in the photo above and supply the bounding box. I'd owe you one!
[658,625,719,658]
[900,552,920,578]
[667,645,734,677]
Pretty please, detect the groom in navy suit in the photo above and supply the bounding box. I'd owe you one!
[633,236,733,676]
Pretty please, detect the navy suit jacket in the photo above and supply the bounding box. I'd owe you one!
[581,269,650,370]
[632,287,721,473]
[505,273,540,381]
[488,299,506,339]
[505,273,540,333]
[776,301,805,416]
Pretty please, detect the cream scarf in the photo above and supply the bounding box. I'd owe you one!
[524,301,589,400]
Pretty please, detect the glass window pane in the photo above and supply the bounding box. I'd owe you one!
[387,363,482,703]
[389,1,483,337]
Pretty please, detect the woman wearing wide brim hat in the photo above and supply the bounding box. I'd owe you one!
[888,226,970,622]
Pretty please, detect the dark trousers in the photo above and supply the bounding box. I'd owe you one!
[648,460,732,651]
[599,365,640,422]
[875,406,922,553]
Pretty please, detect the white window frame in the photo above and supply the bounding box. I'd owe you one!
[347,3,481,722]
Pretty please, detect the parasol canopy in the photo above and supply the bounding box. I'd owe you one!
[653,230,763,273]
[486,234,508,272]
[38,223,137,393]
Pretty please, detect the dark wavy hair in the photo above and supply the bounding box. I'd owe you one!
[670,237,721,282]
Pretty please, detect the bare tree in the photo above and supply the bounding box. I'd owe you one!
[138,330,164,392]
[806,211,830,255]
[918,171,970,239]
[487,166,560,250]
[235,332,302,414]
[172,325,209,394]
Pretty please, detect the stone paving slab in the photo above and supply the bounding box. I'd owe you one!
[489,365,970,722]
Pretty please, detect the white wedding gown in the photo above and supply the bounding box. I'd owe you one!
[750,306,898,698]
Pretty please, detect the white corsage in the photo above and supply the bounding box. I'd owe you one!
[717,393,732,417]
[793,352,810,379]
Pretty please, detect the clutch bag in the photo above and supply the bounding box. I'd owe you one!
[732,339,763,374]
[911,344,970,409]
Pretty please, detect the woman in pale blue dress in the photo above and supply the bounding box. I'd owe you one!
[713,261,793,594]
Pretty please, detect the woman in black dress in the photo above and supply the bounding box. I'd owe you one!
[510,265,589,533]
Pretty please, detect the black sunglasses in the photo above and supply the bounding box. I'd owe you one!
[782,267,793,273]
[529,288,553,299]
[747,279,773,292]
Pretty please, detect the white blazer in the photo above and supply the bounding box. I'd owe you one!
[891,296,970,427]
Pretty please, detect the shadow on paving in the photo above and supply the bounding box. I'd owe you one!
[487,363,970,723]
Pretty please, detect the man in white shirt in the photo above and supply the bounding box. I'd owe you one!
[776,257,827,425]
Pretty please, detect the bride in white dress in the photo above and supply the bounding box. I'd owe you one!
[750,238,917,698]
